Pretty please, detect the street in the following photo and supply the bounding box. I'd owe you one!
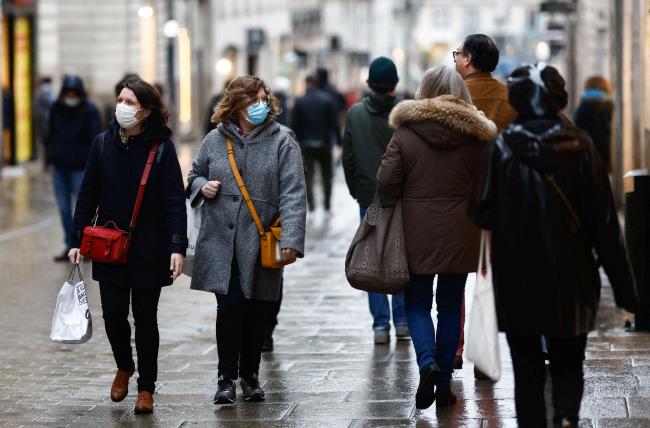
[0,149,650,428]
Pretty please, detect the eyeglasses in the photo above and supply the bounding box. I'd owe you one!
[452,50,464,60]
[255,95,271,105]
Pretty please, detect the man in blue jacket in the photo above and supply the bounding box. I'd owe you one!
[48,75,100,261]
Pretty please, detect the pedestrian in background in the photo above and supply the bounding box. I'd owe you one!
[48,75,100,262]
[377,65,497,409]
[453,33,516,374]
[69,77,187,414]
[187,75,306,405]
[574,76,614,172]
[342,56,409,344]
[472,63,637,428]
[33,76,54,168]
[291,74,341,212]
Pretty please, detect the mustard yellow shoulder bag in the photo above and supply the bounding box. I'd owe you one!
[226,138,295,269]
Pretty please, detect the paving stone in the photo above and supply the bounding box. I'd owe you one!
[1,160,649,426]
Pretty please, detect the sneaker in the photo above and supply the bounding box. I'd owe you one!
[435,386,457,407]
[240,374,265,401]
[214,376,236,404]
[453,356,463,370]
[374,329,389,344]
[395,325,411,341]
[415,362,441,410]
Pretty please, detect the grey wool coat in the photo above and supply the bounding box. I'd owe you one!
[187,120,307,302]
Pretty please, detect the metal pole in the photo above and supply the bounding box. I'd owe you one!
[403,0,413,95]
[166,0,176,110]
[613,0,624,205]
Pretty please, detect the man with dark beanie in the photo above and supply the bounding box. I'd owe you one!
[343,56,409,344]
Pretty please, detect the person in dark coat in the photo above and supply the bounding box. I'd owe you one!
[378,65,497,410]
[342,56,409,345]
[573,76,613,172]
[291,74,341,211]
[48,75,101,261]
[69,77,187,415]
[473,64,638,428]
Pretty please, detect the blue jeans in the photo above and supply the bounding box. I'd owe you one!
[53,168,85,249]
[405,273,467,387]
[360,205,407,330]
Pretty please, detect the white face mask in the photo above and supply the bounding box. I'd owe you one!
[115,103,142,129]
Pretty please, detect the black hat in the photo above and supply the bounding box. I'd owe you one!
[507,63,568,119]
[367,57,399,89]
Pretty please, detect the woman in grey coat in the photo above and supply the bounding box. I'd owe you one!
[187,76,306,405]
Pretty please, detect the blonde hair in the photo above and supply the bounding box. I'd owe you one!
[415,65,473,103]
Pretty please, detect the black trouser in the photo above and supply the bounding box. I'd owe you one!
[506,333,588,428]
[265,280,283,338]
[304,146,333,211]
[99,284,162,394]
[216,260,272,381]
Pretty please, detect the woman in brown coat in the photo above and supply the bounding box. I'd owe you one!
[377,65,497,409]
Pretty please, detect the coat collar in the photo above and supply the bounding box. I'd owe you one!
[389,95,498,141]
[217,119,279,144]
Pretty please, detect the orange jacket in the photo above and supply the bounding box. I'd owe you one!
[464,72,516,131]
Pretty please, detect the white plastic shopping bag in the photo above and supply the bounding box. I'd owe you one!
[184,198,203,276]
[50,265,92,344]
[466,230,501,381]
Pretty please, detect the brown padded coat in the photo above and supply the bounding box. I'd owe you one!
[464,72,516,131]
[377,95,497,274]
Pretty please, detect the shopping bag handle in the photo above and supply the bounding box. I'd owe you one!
[67,264,84,284]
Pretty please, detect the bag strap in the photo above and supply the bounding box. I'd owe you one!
[129,142,160,232]
[226,138,265,237]
[545,175,585,237]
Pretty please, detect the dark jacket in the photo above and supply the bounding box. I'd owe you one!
[377,95,497,274]
[291,88,341,148]
[48,76,101,170]
[72,122,187,288]
[473,119,638,336]
[343,93,396,208]
[574,96,613,171]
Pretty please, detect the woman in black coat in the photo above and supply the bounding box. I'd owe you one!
[69,77,187,414]
[473,64,638,428]
[573,76,613,171]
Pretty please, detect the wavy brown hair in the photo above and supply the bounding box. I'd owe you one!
[211,75,281,125]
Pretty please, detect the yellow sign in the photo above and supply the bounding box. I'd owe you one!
[14,17,32,163]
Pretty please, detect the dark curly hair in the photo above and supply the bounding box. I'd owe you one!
[462,34,500,73]
[211,76,281,125]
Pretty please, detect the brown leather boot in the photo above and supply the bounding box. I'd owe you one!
[134,391,154,414]
[110,361,135,402]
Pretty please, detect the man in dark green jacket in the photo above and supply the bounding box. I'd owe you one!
[343,57,409,345]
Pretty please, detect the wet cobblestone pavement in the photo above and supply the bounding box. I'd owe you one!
[1,151,650,427]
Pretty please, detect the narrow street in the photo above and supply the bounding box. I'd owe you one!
[0,148,649,427]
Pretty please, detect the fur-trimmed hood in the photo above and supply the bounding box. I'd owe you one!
[389,95,498,143]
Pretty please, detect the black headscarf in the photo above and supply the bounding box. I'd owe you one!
[507,63,568,121]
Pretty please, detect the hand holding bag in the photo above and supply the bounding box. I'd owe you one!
[345,193,409,294]
[80,143,159,264]
[466,230,501,381]
[226,138,295,269]
[50,265,93,344]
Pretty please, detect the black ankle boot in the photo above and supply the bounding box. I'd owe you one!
[415,362,441,409]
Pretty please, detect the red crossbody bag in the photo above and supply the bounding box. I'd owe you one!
[80,143,160,264]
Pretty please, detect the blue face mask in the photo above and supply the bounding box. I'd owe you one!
[246,100,271,126]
